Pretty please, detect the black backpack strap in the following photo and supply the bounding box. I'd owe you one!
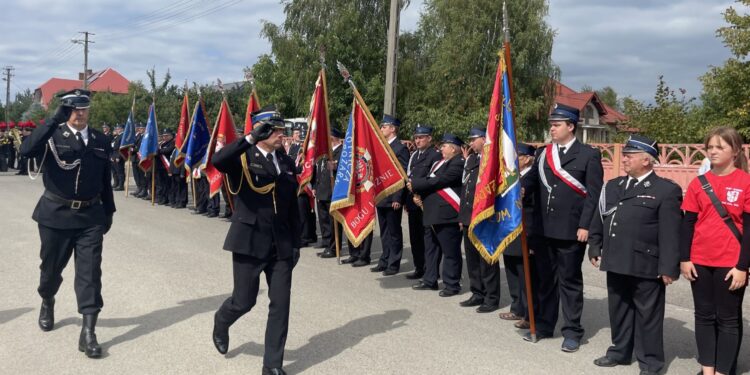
[698,174,742,243]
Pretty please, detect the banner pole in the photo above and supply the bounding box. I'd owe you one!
[124,154,131,198]
[503,1,536,341]
[150,164,156,206]
[191,174,197,208]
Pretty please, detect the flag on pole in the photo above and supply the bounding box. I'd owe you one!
[243,88,261,134]
[298,68,332,195]
[330,91,406,246]
[137,103,159,172]
[205,99,239,197]
[118,102,136,159]
[183,101,211,173]
[172,92,190,167]
[468,51,523,264]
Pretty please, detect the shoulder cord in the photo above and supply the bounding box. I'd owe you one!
[240,153,277,213]
[29,138,83,194]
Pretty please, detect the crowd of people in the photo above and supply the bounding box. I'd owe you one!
[14,89,749,375]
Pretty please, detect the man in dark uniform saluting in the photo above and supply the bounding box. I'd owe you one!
[403,124,442,279]
[588,135,682,375]
[525,103,603,352]
[211,107,301,375]
[19,89,116,358]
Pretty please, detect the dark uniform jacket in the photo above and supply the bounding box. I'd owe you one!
[311,144,342,201]
[406,147,442,212]
[411,155,464,226]
[377,138,410,208]
[212,138,302,260]
[528,140,603,241]
[19,121,116,229]
[157,139,175,172]
[111,134,122,160]
[588,173,683,279]
[505,168,545,257]
[458,153,480,226]
[133,133,143,164]
[287,142,302,162]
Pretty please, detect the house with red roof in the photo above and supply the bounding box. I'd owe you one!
[551,80,630,143]
[34,68,129,108]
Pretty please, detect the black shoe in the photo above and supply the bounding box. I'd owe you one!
[382,269,398,276]
[175,204,187,209]
[206,212,218,218]
[113,187,124,191]
[352,259,370,267]
[593,356,622,367]
[370,265,386,273]
[262,366,287,375]
[476,304,499,313]
[38,298,54,332]
[341,257,358,264]
[192,210,208,215]
[523,331,553,342]
[312,242,326,249]
[405,271,423,280]
[439,289,459,297]
[78,314,102,358]
[212,312,229,355]
[412,281,438,291]
[220,212,232,219]
[459,295,484,307]
[320,250,336,258]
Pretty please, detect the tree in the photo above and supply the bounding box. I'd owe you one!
[700,0,750,136]
[596,86,620,111]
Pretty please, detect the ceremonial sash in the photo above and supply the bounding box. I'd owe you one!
[160,155,170,170]
[540,144,586,197]
[429,159,460,212]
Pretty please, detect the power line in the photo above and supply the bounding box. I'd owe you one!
[72,32,95,88]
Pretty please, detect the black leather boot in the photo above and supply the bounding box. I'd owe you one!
[78,314,102,358]
[38,298,55,332]
[212,311,229,355]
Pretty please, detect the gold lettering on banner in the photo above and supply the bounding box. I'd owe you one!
[495,208,511,221]
[349,201,375,229]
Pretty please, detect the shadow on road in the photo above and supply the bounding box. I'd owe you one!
[54,294,230,354]
[0,307,33,325]
[227,309,412,373]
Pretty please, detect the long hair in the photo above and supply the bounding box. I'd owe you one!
[704,126,748,172]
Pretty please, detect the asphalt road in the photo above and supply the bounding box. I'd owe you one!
[1,173,749,374]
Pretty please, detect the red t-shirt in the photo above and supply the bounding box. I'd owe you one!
[682,169,750,267]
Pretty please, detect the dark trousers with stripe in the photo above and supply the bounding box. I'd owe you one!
[376,207,404,272]
[407,208,426,275]
[463,231,500,306]
[535,238,585,339]
[424,223,462,292]
[37,224,104,314]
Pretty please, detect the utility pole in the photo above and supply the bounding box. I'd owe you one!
[383,0,400,117]
[2,66,14,125]
[72,31,94,88]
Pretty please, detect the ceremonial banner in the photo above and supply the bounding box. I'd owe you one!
[468,51,524,264]
[183,101,210,173]
[118,104,136,159]
[205,99,239,197]
[172,92,190,167]
[330,92,406,246]
[243,88,261,134]
[137,104,159,172]
[298,69,332,195]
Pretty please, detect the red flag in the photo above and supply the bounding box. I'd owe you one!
[173,92,190,167]
[243,88,261,134]
[298,69,332,195]
[205,99,239,197]
[330,91,407,246]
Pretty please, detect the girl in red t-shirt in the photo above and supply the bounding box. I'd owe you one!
[680,127,750,375]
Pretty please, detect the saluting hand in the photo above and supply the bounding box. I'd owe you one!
[249,122,274,143]
[725,268,747,291]
[680,261,698,282]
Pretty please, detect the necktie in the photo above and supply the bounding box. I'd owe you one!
[266,153,277,175]
[558,146,566,157]
[76,132,86,148]
[625,178,635,191]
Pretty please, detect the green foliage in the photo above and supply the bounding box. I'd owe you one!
[622,76,707,143]
[596,87,620,111]
[699,0,750,137]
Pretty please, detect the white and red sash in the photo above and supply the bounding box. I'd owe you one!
[539,144,587,197]
[160,154,171,170]
[429,159,460,212]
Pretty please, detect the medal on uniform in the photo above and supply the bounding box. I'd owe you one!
[643,181,651,188]
[63,131,70,138]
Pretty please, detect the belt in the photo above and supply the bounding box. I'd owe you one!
[43,191,101,210]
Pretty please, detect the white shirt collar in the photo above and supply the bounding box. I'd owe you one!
[66,124,89,141]
[257,146,276,159]
[630,170,653,184]
[332,143,342,151]
[387,135,397,144]
[555,137,576,153]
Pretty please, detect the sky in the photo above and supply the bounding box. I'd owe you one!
[1,0,745,108]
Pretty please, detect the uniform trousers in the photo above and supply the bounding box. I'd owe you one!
[535,238,585,339]
[348,233,373,261]
[376,207,404,272]
[37,223,104,314]
[155,169,172,203]
[113,159,125,188]
[504,253,539,321]
[424,223,462,292]
[606,272,665,373]
[215,252,293,368]
[406,208,426,275]
[316,200,341,252]
[691,264,745,375]
[171,175,188,207]
[298,195,317,243]
[463,230,500,306]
